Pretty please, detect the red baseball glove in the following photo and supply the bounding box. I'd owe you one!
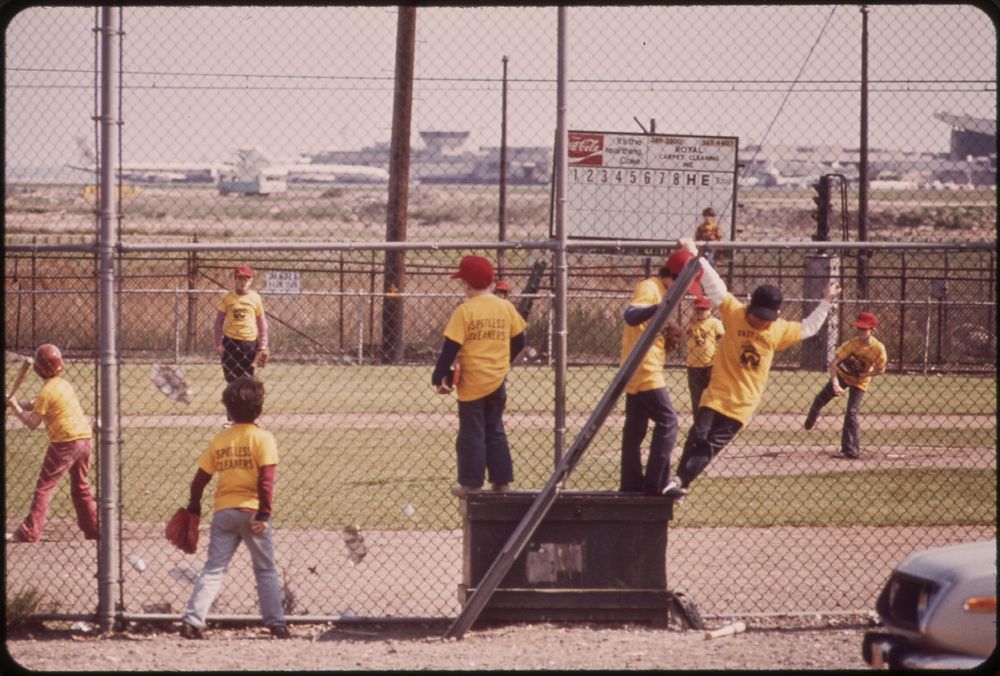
[165,508,200,554]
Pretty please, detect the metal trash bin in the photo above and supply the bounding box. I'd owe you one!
[460,490,674,625]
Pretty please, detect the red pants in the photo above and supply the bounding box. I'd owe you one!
[15,438,99,542]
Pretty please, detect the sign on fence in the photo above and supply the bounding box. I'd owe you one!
[264,270,301,296]
[562,130,738,241]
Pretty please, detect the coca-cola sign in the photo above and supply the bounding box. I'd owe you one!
[568,132,604,166]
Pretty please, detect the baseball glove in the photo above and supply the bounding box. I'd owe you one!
[661,324,684,353]
[838,353,866,377]
[165,508,200,554]
[254,348,269,369]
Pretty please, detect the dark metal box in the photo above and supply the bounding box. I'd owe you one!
[460,491,673,625]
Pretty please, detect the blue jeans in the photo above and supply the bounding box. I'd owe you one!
[809,376,866,458]
[221,336,257,383]
[686,366,712,414]
[620,387,678,495]
[675,407,744,488]
[182,508,285,629]
[456,383,513,488]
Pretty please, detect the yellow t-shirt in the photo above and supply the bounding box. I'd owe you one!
[834,336,888,391]
[198,423,279,513]
[695,222,723,241]
[699,293,802,424]
[31,376,92,443]
[444,294,527,402]
[218,290,265,342]
[686,316,725,368]
[621,277,668,395]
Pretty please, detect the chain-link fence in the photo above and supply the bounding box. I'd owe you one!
[4,5,996,627]
[5,242,996,622]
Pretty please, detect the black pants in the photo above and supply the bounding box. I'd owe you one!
[809,376,866,458]
[620,387,678,495]
[675,407,743,488]
[686,366,712,413]
[221,336,258,384]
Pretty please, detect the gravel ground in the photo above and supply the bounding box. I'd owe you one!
[6,616,875,671]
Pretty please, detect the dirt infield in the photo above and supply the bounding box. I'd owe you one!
[61,411,993,432]
[6,617,877,671]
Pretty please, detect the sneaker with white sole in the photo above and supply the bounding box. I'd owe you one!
[269,624,291,639]
[449,484,481,498]
[662,477,689,501]
[179,622,204,640]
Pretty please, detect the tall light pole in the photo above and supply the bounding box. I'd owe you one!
[858,5,870,298]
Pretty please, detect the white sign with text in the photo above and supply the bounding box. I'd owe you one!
[563,130,738,241]
[264,270,301,296]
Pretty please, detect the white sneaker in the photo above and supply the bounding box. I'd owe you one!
[450,484,481,499]
[662,478,689,501]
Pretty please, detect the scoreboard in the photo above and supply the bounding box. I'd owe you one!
[561,130,738,241]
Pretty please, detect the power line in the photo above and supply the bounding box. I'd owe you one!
[6,67,994,88]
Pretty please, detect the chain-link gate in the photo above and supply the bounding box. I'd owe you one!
[5,5,996,628]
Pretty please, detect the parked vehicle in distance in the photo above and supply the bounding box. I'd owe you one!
[862,539,997,669]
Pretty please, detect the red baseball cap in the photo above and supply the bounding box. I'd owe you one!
[854,311,878,330]
[663,249,704,298]
[494,280,511,293]
[450,255,494,289]
[234,265,254,278]
[693,296,712,309]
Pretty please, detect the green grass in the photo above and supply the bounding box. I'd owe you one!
[6,361,994,532]
[7,422,995,531]
[669,468,997,528]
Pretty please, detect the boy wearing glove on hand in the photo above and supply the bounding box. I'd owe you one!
[803,311,887,459]
[178,376,289,639]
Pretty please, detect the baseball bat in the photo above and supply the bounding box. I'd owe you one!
[703,621,746,640]
[7,357,33,400]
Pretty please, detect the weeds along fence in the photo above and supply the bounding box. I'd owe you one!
[4,240,996,625]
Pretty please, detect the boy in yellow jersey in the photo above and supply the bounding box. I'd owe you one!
[619,247,704,495]
[663,239,841,501]
[685,296,724,413]
[433,255,527,498]
[694,207,724,267]
[5,344,99,543]
[804,311,888,459]
[178,376,290,639]
[694,207,722,243]
[214,265,270,384]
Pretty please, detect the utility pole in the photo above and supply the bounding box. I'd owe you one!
[381,7,416,363]
[498,55,509,280]
[858,5,870,298]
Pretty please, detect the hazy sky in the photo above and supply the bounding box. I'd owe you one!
[4,4,996,170]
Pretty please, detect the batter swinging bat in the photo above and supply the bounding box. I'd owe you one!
[7,357,33,400]
[703,621,746,640]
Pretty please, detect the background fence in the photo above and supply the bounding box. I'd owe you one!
[4,5,996,627]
